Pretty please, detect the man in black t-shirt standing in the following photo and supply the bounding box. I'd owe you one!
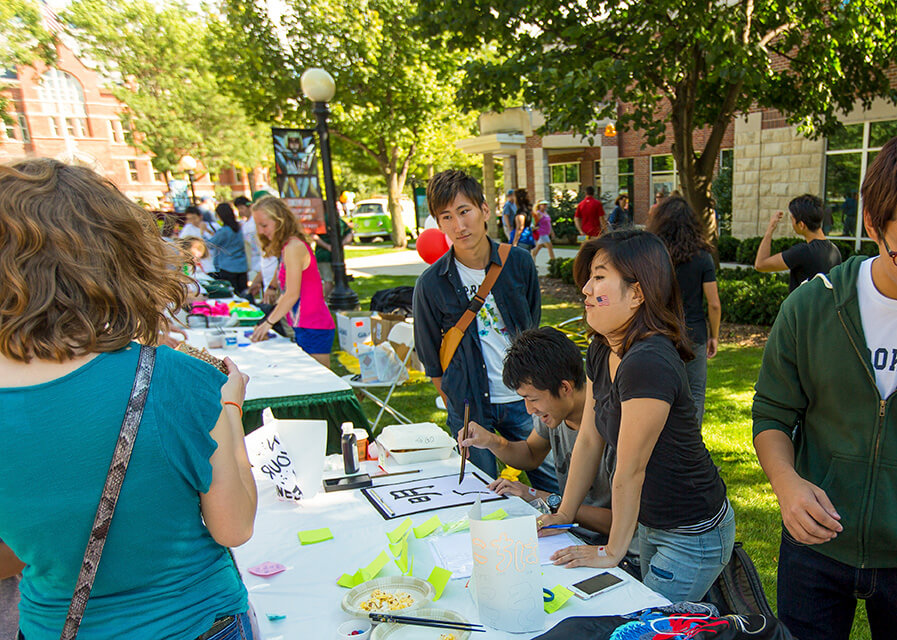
[754,193,843,291]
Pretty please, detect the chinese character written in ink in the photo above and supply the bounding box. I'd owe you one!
[390,485,440,504]
[452,489,492,497]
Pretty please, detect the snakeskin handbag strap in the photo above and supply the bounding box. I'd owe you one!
[60,344,156,640]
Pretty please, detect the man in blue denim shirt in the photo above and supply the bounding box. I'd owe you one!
[413,170,557,492]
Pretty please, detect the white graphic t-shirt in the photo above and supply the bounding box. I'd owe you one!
[857,258,897,399]
[454,259,520,404]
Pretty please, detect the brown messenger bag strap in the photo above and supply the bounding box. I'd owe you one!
[449,242,513,338]
[60,344,156,640]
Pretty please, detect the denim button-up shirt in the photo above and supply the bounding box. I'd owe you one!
[412,239,541,428]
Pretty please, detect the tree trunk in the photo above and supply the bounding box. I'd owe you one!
[387,170,407,248]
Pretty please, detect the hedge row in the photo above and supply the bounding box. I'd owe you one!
[547,257,790,326]
[723,235,879,265]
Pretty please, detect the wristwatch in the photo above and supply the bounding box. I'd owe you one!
[546,493,562,513]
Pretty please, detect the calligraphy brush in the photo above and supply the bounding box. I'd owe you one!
[459,398,470,484]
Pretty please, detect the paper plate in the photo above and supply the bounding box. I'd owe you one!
[342,576,436,618]
[370,607,472,640]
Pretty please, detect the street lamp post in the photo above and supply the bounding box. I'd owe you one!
[179,154,198,205]
[301,68,358,311]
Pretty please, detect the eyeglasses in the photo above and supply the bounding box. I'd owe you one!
[883,233,897,267]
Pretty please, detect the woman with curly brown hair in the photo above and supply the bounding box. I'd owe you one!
[647,196,722,423]
[0,159,258,639]
[249,196,335,368]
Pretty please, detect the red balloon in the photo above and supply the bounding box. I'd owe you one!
[416,228,450,264]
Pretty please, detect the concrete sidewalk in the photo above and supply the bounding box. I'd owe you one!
[346,246,579,279]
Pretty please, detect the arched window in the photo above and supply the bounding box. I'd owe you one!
[38,69,89,138]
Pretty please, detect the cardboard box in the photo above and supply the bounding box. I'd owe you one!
[371,312,407,344]
[336,311,372,355]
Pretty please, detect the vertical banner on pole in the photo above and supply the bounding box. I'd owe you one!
[271,127,326,235]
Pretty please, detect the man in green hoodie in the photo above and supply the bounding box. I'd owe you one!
[753,136,897,640]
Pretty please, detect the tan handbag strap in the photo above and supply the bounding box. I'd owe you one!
[60,344,156,640]
[449,243,512,341]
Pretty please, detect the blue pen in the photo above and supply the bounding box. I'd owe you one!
[541,523,579,530]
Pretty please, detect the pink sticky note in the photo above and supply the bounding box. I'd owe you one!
[248,561,286,577]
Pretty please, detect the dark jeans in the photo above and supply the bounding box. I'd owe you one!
[447,399,558,494]
[684,340,708,424]
[778,528,897,640]
[211,270,248,295]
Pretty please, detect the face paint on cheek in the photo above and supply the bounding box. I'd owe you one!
[595,295,610,306]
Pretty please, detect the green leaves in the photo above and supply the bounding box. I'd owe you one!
[0,0,55,120]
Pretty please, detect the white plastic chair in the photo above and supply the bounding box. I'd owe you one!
[341,322,415,431]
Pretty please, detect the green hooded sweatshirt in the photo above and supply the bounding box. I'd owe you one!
[753,256,897,568]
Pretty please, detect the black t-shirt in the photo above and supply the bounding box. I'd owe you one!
[586,335,727,530]
[675,250,716,345]
[782,239,842,292]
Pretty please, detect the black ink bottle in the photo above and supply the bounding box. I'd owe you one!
[341,422,359,474]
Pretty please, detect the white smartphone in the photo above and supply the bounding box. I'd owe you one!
[569,572,625,600]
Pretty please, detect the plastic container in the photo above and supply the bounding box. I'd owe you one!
[335,620,370,640]
[353,429,369,461]
[376,422,456,465]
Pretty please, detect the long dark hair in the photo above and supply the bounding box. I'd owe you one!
[216,202,240,233]
[573,229,693,361]
[645,196,710,265]
[514,188,531,225]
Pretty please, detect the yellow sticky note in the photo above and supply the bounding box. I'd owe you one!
[427,567,452,601]
[544,585,574,614]
[388,536,408,558]
[413,515,442,538]
[387,518,413,543]
[483,508,508,521]
[336,573,358,588]
[297,527,333,545]
[441,518,470,534]
[395,543,412,575]
[362,551,390,581]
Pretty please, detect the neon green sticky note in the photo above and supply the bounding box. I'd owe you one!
[362,551,390,581]
[413,515,442,538]
[427,567,452,601]
[544,585,575,614]
[337,573,358,588]
[297,527,333,545]
[483,508,508,521]
[441,518,470,534]
[387,518,413,543]
[395,543,412,575]
[388,536,408,557]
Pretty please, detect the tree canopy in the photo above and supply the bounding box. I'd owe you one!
[62,0,269,176]
[0,0,55,121]
[418,0,897,241]
[210,0,475,246]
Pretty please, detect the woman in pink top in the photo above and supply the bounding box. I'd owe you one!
[249,196,335,368]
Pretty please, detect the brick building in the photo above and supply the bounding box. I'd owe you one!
[0,37,264,208]
[458,98,897,248]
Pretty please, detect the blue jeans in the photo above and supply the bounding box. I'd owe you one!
[447,399,558,493]
[684,340,708,424]
[638,503,735,602]
[778,528,897,640]
[16,612,256,640]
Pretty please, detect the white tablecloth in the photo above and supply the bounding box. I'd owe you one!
[232,457,669,639]
[184,329,350,400]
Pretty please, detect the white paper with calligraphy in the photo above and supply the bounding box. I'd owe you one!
[361,472,505,519]
[468,499,545,632]
[244,408,327,501]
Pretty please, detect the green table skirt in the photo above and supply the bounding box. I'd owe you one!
[243,390,371,455]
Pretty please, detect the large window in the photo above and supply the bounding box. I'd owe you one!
[549,162,580,196]
[824,119,897,240]
[17,114,30,143]
[650,155,677,202]
[127,160,139,182]
[37,69,89,139]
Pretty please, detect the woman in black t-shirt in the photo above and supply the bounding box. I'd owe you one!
[647,196,721,423]
[538,230,734,602]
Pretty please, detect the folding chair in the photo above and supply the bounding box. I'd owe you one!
[342,322,414,432]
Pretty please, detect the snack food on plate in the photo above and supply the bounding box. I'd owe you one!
[439,634,456,640]
[175,341,229,374]
[358,589,414,612]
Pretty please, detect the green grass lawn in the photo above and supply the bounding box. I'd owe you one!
[344,244,415,260]
[331,274,872,638]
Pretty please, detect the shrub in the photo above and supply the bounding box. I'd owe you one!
[735,236,763,265]
[548,257,576,284]
[771,237,804,254]
[718,276,789,326]
[547,189,580,242]
[717,235,741,262]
